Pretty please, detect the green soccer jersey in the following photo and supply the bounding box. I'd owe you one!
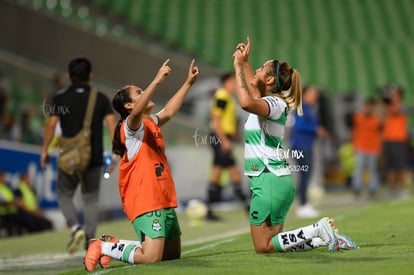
[244,96,291,177]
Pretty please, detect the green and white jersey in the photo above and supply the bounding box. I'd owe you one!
[244,96,290,177]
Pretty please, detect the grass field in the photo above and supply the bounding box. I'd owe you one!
[1,194,413,275]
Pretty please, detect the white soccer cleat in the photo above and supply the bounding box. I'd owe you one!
[314,217,339,252]
[327,219,359,250]
[335,230,360,250]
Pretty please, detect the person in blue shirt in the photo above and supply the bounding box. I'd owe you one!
[290,86,327,218]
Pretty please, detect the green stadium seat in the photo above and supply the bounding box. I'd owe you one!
[93,0,110,7]
[17,0,414,102]
[108,0,131,16]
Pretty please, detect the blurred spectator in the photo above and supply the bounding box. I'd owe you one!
[47,73,65,104]
[290,86,327,218]
[338,141,355,187]
[351,98,381,198]
[10,108,40,144]
[52,73,65,91]
[13,173,53,232]
[0,116,13,141]
[0,171,52,237]
[0,171,21,236]
[0,72,10,139]
[382,87,409,198]
[206,72,249,221]
[0,84,7,126]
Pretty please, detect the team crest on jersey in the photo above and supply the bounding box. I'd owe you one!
[152,219,162,231]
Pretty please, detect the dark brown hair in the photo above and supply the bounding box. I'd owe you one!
[112,86,132,157]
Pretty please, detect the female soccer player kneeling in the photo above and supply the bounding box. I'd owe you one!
[232,37,358,253]
[84,59,199,271]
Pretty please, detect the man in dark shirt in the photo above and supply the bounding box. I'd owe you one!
[41,57,116,253]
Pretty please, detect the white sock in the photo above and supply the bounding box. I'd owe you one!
[71,224,80,232]
[101,240,142,263]
[272,224,317,252]
[289,238,325,252]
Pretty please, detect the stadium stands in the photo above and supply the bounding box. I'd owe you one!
[85,0,413,99]
[13,0,414,100]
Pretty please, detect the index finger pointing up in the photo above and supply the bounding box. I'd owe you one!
[163,59,170,66]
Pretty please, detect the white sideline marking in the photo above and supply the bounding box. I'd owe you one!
[91,238,238,275]
[182,227,249,246]
[92,265,134,275]
[91,228,248,274]
[0,251,84,269]
[5,198,393,273]
[182,237,236,256]
[0,230,247,272]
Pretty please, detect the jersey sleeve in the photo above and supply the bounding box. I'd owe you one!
[262,96,286,120]
[124,116,144,139]
[149,114,159,125]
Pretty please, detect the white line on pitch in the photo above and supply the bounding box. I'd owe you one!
[182,227,249,246]
[182,238,236,256]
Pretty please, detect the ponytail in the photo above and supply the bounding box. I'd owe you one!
[271,61,303,116]
[286,69,303,116]
[112,86,132,157]
[112,118,126,157]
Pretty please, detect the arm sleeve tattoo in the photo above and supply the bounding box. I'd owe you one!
[238,66,252,97]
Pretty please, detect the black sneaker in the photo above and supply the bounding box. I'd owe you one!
[67,227,85,254]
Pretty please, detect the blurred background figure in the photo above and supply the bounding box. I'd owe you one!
[0,171,21,236]
[0,171,53,237]
[47,73,65,104]
[382,87,409,198]
[0,72,11,140]
[0,78,7,134]
[351,98,381,198]
[206,72,249,221]
[290,86,327,218]
[14,108,41,144]
[40,57,117,253]
[13,173,53,233]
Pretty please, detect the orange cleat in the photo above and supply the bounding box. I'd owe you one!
[84,239,103,272]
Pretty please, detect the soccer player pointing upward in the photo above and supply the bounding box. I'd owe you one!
[84,59,199,271]
[233,38,358,253]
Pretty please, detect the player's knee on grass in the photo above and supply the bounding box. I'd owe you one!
[134,246,163,263]
[253,241,276,254]
[162,237,181,261]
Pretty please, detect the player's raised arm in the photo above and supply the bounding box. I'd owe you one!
[157,59,199,126]
[128,59,171,130]
[233,39,269,117]
[236,37,257,95]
